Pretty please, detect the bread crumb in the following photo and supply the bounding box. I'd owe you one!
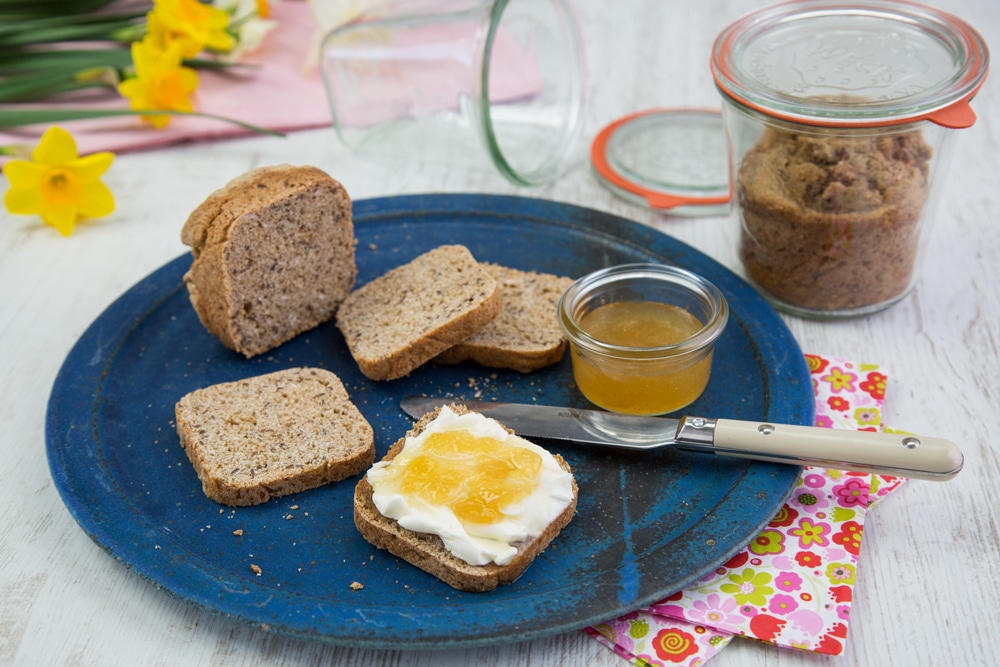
[350,581,364,591]
[250,564,262,576]
[233,529,244,536]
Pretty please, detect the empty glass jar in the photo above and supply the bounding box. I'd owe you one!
[319,0,585,186]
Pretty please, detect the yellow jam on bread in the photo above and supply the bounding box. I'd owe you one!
[366,406,574,566]
[393,430,543,524]
[572,301,713,415]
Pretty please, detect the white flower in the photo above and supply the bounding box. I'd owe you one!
[213,0,278,62]
[304,0,384,70]
[308,0,382,32]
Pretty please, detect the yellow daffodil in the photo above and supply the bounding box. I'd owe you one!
[2,126,115,236]
[119,39,199,128]
[146,0,235,58]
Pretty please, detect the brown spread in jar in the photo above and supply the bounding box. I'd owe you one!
[736,127,933,312]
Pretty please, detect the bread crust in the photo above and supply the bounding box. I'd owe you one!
[353,405,578,592]
[181,164,356,358]
[175,367,374,506]
[434,264,573,372]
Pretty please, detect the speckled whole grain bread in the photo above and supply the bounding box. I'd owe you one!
[335,245,502,381]
[175,367,374,506]
[434,263,574,372]
[353,405,578,592]
[181,164,356,358]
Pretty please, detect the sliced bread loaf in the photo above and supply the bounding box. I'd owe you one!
[353,405,578,592]
[335,245,502,381]
[181,164,356,358]
[175,367,374,506]
[434,263,574,372]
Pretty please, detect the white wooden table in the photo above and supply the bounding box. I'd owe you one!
[2,0,997,665]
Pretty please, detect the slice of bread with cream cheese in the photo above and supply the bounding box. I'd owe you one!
[353,404,577,592]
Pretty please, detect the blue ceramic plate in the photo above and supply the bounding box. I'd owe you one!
[46,194,812,650]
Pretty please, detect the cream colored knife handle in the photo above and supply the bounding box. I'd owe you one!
[704,419,964,481]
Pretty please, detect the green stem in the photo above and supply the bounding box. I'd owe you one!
[0,67,120,102]
[0,0,120,16]
[0,11,145,36]
[0,108,286,137]
[0,22,142,46]
[0,49,133,74]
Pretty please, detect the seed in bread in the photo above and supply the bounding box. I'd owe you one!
[354,405,578,592]
[180,164,356,358]
[335,245,502,381]
[434,263,574,372]
[175,367,374,507]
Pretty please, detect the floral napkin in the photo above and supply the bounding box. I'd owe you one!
[586,354,906,665]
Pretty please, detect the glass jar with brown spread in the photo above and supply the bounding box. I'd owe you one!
[712,0,989,318]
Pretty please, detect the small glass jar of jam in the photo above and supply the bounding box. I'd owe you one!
[557,264,728,416]
[712,0,988,318]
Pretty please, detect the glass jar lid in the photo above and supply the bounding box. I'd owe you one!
[711,0,989,128]
[590,108,730,216]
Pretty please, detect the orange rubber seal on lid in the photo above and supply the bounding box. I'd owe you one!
[590,109,731,211]
[712,63,987,130]
[710,0,989,130]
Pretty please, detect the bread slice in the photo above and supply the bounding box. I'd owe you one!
[335,245,502,381]
[181,164,356,358]
[175,367,374,506]
[434,263,574,372]
[353,405,578,592]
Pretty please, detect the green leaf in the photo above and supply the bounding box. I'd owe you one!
[0,0,124,19]
[0,49,253,77]
[0,108,286,137]
[0,19,143,47]
[0,77,114,103]
[0,48,134,75]
[0,10,144,33]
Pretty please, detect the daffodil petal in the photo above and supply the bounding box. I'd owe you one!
[40,204,78,236]
[180,67,199,92]
[205,31,235,52]
[144,113,173,129]
[67,152,115,182]
[3,185,44,215]
[31,126,79,166]
[76,181,115,218]
[2,160,48,189]
[119,78,150,109]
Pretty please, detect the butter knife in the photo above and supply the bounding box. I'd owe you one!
[399,396,963,481]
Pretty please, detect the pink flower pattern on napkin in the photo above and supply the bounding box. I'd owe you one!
[587,354,906,665]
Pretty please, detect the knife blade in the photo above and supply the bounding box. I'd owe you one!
[399,396,964,481]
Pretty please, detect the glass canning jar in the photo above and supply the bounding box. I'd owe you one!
[712,0,989,318]
[319,0,584,186]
